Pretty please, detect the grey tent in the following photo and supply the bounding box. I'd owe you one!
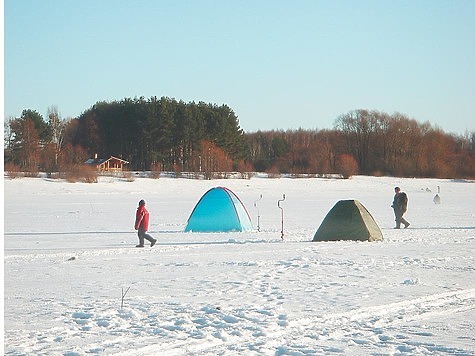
[313,200,383,242]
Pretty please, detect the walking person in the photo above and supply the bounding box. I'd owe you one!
[391,187,410,229]
[134,199,157,247]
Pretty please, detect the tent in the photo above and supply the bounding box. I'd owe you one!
[313,200,383,242]
[185,187,253,232]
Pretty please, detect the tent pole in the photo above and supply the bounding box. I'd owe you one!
[254,194,263,232]
[278,194,286,240]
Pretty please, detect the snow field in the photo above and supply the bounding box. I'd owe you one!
[4,176,475,355]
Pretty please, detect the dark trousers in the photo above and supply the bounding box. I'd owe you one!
[137,229,154,246]
[394,208,409,228]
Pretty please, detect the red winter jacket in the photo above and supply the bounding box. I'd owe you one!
[135,205,150,231]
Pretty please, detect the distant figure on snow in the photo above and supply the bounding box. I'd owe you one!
[391,187,410,229]
[134,199,157,247]
[433,194,441,204]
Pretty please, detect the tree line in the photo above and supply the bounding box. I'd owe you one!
[4,98,475,179]
[247,110,475,178]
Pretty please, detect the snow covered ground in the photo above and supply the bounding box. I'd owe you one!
[4,175,475,355]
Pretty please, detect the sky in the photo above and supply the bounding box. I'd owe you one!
[4,0,475,134]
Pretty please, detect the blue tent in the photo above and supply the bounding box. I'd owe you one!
[185,187,253,232]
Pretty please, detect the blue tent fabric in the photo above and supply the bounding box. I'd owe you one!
[185,187,253,232]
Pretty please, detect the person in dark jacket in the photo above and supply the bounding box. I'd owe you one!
[134,199,157,247]
[391,187,410,229]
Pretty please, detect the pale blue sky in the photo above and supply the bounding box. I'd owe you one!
[4,0,475,134]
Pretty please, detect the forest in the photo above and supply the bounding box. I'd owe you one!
[4,96,475,179]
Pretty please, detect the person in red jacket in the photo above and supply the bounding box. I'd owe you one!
[134,199,157,247]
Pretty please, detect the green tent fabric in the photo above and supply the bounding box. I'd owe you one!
[313,200,383,242]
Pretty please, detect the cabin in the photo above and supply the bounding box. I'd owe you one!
[85,155,129,173]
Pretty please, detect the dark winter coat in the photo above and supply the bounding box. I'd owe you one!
[392,192,408,213]
[135,205,150,231]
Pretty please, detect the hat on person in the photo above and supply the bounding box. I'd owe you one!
[139,199,145,206]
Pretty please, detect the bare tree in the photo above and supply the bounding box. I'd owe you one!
[47,106,67,169]
[16,119,41,172]
[336,154,359,178]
